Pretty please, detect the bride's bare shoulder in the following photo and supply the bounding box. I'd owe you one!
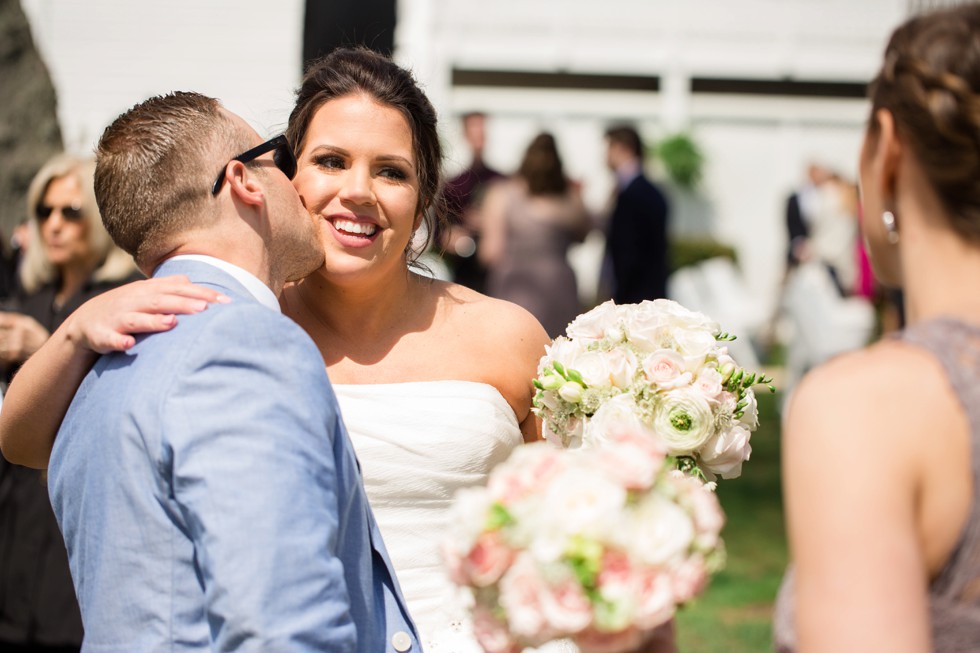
[433,280,550,346]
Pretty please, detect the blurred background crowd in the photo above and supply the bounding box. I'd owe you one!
[0,0,960,650]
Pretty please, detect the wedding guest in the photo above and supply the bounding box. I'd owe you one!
[774,5,980,651]
[0,153,138,653]
[440,111,504,292]
[603,125,670,303]
[479,131,591,337]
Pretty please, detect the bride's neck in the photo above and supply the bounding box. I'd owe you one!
[291,267,425,340]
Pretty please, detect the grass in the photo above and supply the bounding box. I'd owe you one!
[676,390,787,652]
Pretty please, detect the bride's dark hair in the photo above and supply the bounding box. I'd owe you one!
[286,47,447,264]
[867,3,980,241]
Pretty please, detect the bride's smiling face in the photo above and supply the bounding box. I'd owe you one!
[291,93,422,283]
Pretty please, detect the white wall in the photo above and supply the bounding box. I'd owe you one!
[20,0,304,152]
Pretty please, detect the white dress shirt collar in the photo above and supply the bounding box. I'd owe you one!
[161,255,281,313]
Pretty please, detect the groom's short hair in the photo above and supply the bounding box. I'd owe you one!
[94,91,252,270]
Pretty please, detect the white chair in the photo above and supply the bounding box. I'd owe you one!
[667,257,763,371]
[780,262,876,393]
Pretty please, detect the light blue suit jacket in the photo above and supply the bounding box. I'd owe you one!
[48,259,420,653]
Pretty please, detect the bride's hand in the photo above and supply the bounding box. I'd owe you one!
[62,275,230,354]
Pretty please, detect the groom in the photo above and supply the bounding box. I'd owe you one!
[46,92,419,652]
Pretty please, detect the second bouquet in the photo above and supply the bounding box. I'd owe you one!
[533,299,773,481]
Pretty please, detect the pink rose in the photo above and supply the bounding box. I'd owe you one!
[642,350,690,389]
[488,444,563,504]
[540,575,593,634]
[463,532,516,587]
[699,425,752,480]
[595,430,666,490]
[632,568,676,630]
[670,554,708,603]
[499,555,554,640]
[473,606,521,653]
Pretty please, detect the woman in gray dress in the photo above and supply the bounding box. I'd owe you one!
[775,4,980,652]
[478,132,591,337]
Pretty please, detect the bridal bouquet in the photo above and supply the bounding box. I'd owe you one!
[533,299,773,480]
[443,431,725,653]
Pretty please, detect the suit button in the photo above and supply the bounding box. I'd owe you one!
[391,630,412,652]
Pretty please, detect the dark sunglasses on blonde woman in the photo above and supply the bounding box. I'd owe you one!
[36,203,84,222]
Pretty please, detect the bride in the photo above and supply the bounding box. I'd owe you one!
[0,48,549,652]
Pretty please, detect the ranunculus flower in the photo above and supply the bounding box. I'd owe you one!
[699,424,752,480]
[651,388,716,454]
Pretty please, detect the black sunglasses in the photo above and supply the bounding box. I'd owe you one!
[36,203,84,222]
[210,134,298,195]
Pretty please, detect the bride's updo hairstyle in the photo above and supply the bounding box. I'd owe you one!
[867,3,980,241]
[286,47,446,261]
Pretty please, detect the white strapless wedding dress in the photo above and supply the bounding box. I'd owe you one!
[333,380,523,652]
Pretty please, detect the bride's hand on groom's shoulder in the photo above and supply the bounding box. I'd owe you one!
[64,275,230,354]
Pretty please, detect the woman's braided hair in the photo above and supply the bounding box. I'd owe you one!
[868,3,980,240]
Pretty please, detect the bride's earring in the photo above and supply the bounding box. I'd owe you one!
[881,210,900,245]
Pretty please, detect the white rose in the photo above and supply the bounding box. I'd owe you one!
[445,486,495,553]
[583,393,646,448]
[573,347,638,390]
[693,367,724,401]
[540,338,588,376]
[566,300,625,342]
[739,388,759,429]
[625,493,695,566]
[622,301,674,351]
[649,298,719,333]
[670,326,720,367]
[651,388,717,455]
[643,349,691,389]
[539,462,626,538]
[699,424,752,480]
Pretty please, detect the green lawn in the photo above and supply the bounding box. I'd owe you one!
[676,390,787,652]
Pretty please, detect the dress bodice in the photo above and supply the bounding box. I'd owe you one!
[773,317,980,652]
[333,380,523,652]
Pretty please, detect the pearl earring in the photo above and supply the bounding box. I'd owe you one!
[881,210,899,245]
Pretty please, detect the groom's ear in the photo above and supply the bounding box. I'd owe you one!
[225,161,265,208]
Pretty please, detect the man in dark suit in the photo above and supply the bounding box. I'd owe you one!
[603,125,670,304]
